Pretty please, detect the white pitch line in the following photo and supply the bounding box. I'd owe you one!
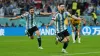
[51,51,100,56]
[65,52,100,55]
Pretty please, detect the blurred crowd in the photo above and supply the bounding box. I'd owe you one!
[0,0,100,17]
[0,0,100,27]
[0,0,54,17]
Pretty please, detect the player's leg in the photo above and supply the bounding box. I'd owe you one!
[77,24,81,43]
[35,29,43,49]
[27,28,34,39]
[56,30,70,53]
[72,25,76,43]
[94,19,97,25]
[94,19,96,25]
[75,26,78,40]
[61,30,70,53]
[62,36,70,49]
[61,36,70,53]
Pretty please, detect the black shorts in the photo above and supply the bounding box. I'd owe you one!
[27,26,38,36]
[56,30,70,42]
[94,19,97,24]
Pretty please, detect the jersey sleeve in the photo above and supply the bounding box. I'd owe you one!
[52,13,58,21]
[21,12,29,17]
[65,11,71,17]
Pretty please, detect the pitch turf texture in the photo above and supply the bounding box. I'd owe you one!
[0,35,100,56]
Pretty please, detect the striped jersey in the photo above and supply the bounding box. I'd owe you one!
[52,11,71,33]
[21,12,39,29]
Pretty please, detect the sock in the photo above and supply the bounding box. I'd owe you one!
[78,37,81,43]
[37,36,41,47]
[75,32,78,40]
[63,42,69,49]
[72,32,75,43]
[78,32,81,43]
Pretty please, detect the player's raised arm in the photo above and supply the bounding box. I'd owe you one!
[40,12,52,15]
[48,19,55,26]
[65,11,80,20]
[47,13,57,26]
[39,8,56,15]
[81,17,86,25]
[9,16,21,20]
[9,12,29,20]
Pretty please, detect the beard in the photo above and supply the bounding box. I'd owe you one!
[61,9,64,14]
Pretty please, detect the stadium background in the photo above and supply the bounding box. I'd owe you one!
[0,0,100,56]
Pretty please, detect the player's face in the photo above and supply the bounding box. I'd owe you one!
[59,5,65,11]
[29,9,34,15]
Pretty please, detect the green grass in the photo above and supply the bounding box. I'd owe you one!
[0,35,100,56]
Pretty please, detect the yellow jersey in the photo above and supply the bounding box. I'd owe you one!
[70,18,81,25]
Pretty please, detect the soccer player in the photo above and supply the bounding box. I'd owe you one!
[70,16,86,43]
[47,3,81,53]
[10,6,52,49]
[91,11,98,26]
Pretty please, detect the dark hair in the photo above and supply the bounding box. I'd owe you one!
[58,3,64,6]
[29,6,34,10]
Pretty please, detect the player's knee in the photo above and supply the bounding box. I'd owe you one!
[36,30,40,36]
[63,40,69,43]
[63,40,67,43]
[62,39,67,43]
[63,38,69,43]
[30,36,34,39]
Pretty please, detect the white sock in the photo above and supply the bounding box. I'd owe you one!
[72,32,75,43]
[78,32,81,43]
[62,48,65,50]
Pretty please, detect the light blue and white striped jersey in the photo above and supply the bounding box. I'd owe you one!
[21,12,39,29]
[52,11,71,33]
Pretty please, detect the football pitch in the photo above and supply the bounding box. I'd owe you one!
[0,35,100,56]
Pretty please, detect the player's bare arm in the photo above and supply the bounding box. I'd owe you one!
[81,18,86,25]
[40,12,56,15]
[66,11,81,20]
[40,12,52,15]
[9,16,21,20]
[9,12,29,20]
